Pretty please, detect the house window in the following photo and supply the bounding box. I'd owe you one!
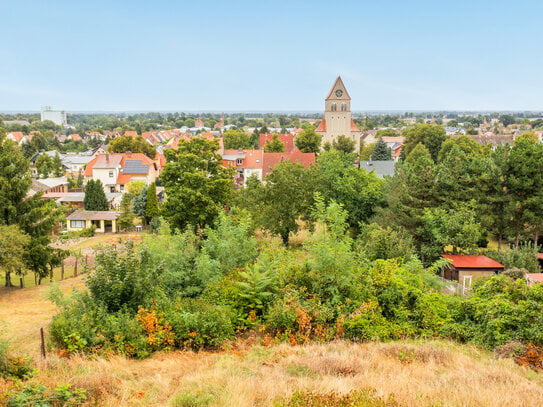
[236,158,243,165]
[70,220,85,228]
[120,184,124,191]
[331,103,337,111]
[110,186,116,193]
[109,171,114,177]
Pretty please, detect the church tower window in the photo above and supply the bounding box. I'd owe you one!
[331,103,337,111]
[341,103,347,111]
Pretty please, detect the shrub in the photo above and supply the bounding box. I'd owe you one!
[280,388,398,407]
[163,299,235,350]
[78,225,96,237]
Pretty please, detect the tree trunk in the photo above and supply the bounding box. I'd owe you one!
[515,234,520,249]
[281,230,290,247]
[49,265,53,282]
[5,272,11,288]
[497,235,502,252]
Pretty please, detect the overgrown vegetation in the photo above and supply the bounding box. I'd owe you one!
[48,198,543,358]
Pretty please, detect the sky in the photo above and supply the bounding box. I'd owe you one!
[1,0,542,112]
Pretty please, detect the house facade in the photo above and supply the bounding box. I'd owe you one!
[84,153,158,193]
[66,210,120,233]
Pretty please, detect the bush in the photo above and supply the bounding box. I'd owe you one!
[164,299,235,350]
[78,225,96,237]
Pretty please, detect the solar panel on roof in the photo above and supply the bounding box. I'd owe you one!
[123,160,149,174]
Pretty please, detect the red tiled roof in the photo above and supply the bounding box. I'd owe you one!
[70,134,81,141]
[537,253,543,260]
[84,153,155,177]
[351,119,360,132]
[442,255,504,269]
[124,131,138,138]
[259,134,294,152]
[7,131,24,142]
[263,149,316,177]
[526,273,543,283]
[315,120,326,132]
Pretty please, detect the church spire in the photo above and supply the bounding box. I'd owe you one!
[325,76,351,100]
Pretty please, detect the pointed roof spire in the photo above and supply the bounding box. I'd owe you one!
[325,76,351,100]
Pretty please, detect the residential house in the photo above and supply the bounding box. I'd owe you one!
[28,177,69,198]
[66,210,120,233]
[442,254,504,289]
[6,131,24,143]
[42,191,121,209]
[222,148,316,186]
[84,153,158,193]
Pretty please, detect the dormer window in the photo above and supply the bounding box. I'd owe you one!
[331,103,337,112]
[236,158,243,165]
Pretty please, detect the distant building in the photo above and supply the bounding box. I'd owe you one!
[41,106,67,126]
[315,76,362,151]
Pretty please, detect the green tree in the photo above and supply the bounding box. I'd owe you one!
[419,204,482,260]
[359,141,375,160]
[505,136,543,245]
[223,129,252,150]
[108,135,156,158]
[0,225,30,287]
[35,153,53,178]
[263,134,285,153]
[376,128,399,138]
[331,135,355,154]
[84,179,109,211]
[315,150,383,231]
[52,153,64,177]
[370,139,392,160]
[437,135,485,162]
[117,193,135,230]
[376,144,438,262]
[402,124,448,162]
[241,161,315,245]
[133,186,148,218]
[145,182,159,222]
[499,114,516,127]
[295,127,321,153]
[161,137,234,231]
[0,137,60,285]
[126,180,146,196]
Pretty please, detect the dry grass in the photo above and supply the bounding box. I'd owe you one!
[0,275,85,357]
[26,340,543,407]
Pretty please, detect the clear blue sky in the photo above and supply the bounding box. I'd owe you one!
[1,0,542,112]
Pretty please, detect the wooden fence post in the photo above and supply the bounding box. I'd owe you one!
[40,327,46,359]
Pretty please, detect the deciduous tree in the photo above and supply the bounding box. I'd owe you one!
[161,137,234,231]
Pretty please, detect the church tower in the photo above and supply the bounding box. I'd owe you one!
[316,76,362,151]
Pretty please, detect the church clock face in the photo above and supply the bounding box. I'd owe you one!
[335,89,343,97]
